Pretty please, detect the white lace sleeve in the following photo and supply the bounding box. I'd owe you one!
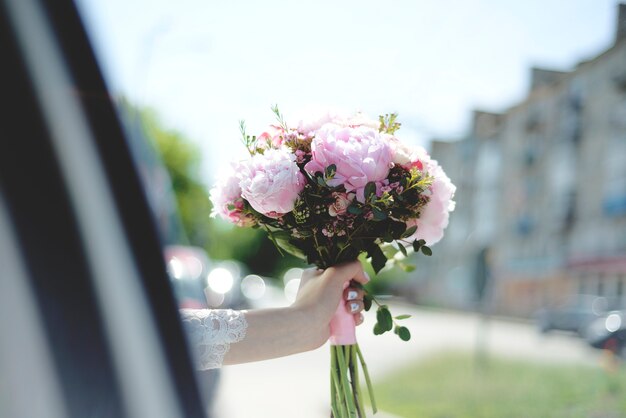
[179,309,248,370]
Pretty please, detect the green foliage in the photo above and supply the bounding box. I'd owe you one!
[141,107,298,276]
[367,245,388,274]
[270,104,289,131]
[378,113,402,135]
[374,352,626,418]
[141,109,211,247]
[239,120,258,156]
[372,304,412,341]
[376,305,394,332]
[394,325,411,341]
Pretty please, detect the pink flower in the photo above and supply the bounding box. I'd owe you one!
[406,158,456,245]
[209,164,256,227]
[238,149,305,216]
[294,149,307,163]
[334,111,379,129]
[297,112,337,135]
[295,110,379,135]
[328,192,354,217]
[257,125,285,148]
[387,136,429,169]
[305,125,393,203]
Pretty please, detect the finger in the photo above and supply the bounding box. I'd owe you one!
[346,300,364,314]
[348,261,369,285]
[355,313,364,326]
[327,260,370,285]
[344,287,365,302]
[301,267,323,280]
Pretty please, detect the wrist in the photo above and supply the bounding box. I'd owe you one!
[288,304,330,351]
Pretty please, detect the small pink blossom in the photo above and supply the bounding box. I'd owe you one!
[294,149,307,163]
[328,192,354,217]
[238,149,305,217]
[257,125,285,148]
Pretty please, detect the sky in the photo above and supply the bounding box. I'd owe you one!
[76,0,621,182]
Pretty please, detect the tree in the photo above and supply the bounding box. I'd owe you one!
[139,107,302,277]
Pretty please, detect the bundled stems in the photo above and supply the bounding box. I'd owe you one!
[330,344,376,418]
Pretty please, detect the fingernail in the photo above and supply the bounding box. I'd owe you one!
[347,290,358,301]
[350,302,360,313]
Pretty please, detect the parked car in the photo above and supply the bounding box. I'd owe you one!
[536,295,622,335]
[583,310,626,358]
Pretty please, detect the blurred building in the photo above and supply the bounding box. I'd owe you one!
[418,3,626,317]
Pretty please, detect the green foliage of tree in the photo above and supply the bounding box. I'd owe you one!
[141,110,211,247]
[140,107,302,277]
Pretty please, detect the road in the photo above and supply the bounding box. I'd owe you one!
[212,291,601,418]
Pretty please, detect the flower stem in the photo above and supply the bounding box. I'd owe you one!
[349,345,366,417]
[331,347,348,418]
[335,345,358,416]
[355,344,377,414]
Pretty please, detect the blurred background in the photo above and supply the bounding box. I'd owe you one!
[74,0,626,417]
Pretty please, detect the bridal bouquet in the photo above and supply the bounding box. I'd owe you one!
[210,106,455,417]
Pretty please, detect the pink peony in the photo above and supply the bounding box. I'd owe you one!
[209,164,255,227]
[406,158,456,245]
[333,111,379,129]
[297,112,337,135]
[238,149,305,216]
[296,110,379,135]
[305,125,393,203]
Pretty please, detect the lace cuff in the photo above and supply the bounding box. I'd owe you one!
[179,309,248,370]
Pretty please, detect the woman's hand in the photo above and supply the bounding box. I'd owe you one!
[292,261,369,349]
[222,261,369,365]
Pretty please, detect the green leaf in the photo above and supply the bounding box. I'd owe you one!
[395,314,412,320]
[363,294,372,311]
[377,307,393,332]
[402,225,417,238]
[399,262,416,272]
[394,326,411,341]
[421,245,432,256]
[325,164,337,178]
[347,204,363,215]
[367,245,388,274]
[389,220,406,239]
[364,182,376,201]
[372,207,387,221]
[373,323,384,335]
[412,239,422,253]
[398,243,408,257]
